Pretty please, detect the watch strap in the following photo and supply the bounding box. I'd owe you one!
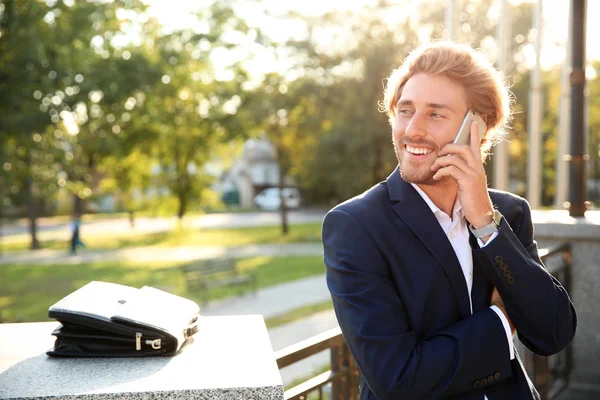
[469,210,502,238]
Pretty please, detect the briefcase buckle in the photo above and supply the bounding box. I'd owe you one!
[184,319,200,339]
[136,332,142,351]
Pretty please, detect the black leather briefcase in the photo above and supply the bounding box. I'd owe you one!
[47,281,200,357]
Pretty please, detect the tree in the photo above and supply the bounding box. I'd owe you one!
[242,73,295,234]
[267,5,418,205]
[1,0,55,248]
[140,2,253,222]
[98,149,152,228]
[0,0,156,247]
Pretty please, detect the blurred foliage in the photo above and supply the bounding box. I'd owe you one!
[589,62,600,205]
[1,0,598,248]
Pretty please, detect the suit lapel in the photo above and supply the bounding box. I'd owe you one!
[387,167,472,319]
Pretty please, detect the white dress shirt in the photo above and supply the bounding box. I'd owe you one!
[411,184,514,397]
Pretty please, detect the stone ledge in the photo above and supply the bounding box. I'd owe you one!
[531,209,600,225]
[532,210,600,239]
[0,316,284,400]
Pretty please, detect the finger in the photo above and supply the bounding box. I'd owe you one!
[431,150,473,172]
[438,143,477,164]
[431,152,472,173]
[470,121,483,162]
[432,165,467,182]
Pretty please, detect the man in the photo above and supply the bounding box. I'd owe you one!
[322,42,577,400]
[70,213,85,255]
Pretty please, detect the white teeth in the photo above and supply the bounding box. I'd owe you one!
[406,145,433,155]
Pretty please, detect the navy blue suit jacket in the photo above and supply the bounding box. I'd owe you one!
[323,168,577,400]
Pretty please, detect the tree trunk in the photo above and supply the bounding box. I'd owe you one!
[128,210,135,229]
[72,155,94,217]
[26,176,40,250]
[177,193,186,221]
[276,146,289,236]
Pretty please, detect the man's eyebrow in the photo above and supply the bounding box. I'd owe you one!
[396,99,456,113]
[426,102,455,112]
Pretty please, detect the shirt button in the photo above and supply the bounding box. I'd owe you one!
[449,231,456,239]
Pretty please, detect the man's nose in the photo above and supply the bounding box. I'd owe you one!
[405,112,427,138]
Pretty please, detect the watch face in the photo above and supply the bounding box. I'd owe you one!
[493,210,502,226]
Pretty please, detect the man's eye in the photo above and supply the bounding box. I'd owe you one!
[431,112,445,119]
[398,109,412,115]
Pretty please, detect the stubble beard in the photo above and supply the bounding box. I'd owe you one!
[394,140,446,186]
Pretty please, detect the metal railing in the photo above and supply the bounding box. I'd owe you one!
[276,243,573,400]
[275,328,359,400]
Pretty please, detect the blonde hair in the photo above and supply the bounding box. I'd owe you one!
[381,41,512,161]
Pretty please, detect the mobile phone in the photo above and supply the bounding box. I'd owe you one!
[453,110,486,145]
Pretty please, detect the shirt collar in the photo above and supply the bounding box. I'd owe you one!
[410,183,463,219]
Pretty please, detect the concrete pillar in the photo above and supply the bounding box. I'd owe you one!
[555,1,573,209]
[527,0,543,208]
[445,0,460,41]
[493,0,510,191]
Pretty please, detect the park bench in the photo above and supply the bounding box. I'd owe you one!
[181,258,257,304]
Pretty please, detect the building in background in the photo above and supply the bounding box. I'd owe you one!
[217,136,296,208]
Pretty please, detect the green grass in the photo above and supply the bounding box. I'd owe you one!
[265,300,333,329]
[0,255,326,323]
[2,222,323,252]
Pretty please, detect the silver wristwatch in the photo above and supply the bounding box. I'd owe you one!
[469,209,502,239]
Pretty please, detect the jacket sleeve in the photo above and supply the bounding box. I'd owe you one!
[473,198,577,356]
[323,209,512,400]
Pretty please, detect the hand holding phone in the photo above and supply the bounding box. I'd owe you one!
[432,109,494,234]
[453,110,486,146]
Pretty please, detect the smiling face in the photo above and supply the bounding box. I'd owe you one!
[392,73,470,186]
